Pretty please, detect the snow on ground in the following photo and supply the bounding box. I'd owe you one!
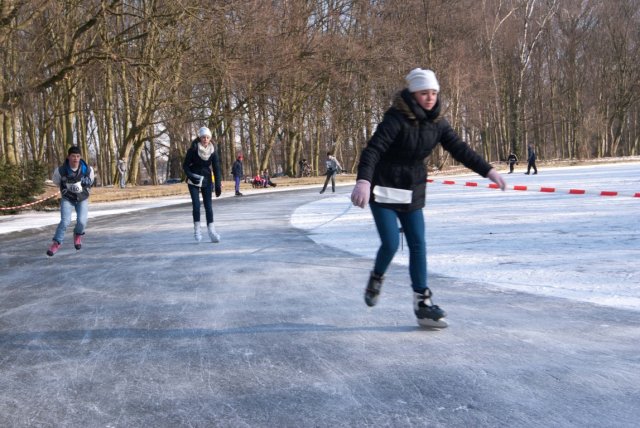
[291,162,640,311]
[0,195,193,235]
[0,184,308,236]
[3,162,638,311]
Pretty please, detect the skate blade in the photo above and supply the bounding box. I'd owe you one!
[417,318,448,328]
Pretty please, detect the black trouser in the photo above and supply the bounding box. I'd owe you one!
[188,183,213,224]
[321,170,336,192]
[527,160,537,174]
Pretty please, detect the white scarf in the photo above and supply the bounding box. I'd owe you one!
[198,142,214,160]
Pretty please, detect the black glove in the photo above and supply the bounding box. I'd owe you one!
[215,185,222,197]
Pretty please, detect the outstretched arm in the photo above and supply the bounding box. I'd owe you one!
[487,168,506,191]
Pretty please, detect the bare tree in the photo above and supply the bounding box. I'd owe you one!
[3,0,640,184]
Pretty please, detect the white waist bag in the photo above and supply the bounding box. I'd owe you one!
[372,186,413,204]
[187,175,204,187]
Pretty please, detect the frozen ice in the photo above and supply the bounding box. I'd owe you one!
[293,162,640,311]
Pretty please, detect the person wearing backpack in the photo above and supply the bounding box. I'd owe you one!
[507,151,518,173]
[319,151,342,194]
[46,146,95,256]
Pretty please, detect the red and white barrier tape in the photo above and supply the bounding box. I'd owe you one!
[0,191,60,211]
[427,179,640,198]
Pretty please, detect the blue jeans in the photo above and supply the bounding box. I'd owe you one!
[369,202,427,293]
[188,184,213,224]
[234,176,241,193]
[53,198,89,244]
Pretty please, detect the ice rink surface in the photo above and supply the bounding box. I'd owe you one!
[294,162,640,311]
[1,162,639,427]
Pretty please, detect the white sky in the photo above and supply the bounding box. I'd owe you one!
[291,162,640,311]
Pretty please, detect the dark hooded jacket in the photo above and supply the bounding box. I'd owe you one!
[183,138,222,191]
[58,159,92,203]
[356,89,492,212]
[231,159,243,178]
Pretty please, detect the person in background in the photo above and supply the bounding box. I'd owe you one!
[262,169,277,187]
[232,154,244,196]
[252,172,264,187]
[507,151,518,174]
[350,68,506,328]
[525,144,538,175]
[183,126,222,243]
[300,159,311,177]
[319,151,342,194]
[117,157,127,188]
[47,146,95,256]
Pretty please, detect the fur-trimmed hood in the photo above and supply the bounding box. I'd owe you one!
[391,89,442,124]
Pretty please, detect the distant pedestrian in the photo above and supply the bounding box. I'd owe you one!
[300,159,311,177]
[350,67,506,328]
[507,152,518,174]
[232,154,244,196]
[525,144,538,175]
[183,126,222,243]
[319,152,342,194]
[46,146,95,256]
[117,158,127,188]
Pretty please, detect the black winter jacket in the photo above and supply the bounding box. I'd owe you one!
[183,138,222,190]
[231,159,243,178]
[356,89,493,212]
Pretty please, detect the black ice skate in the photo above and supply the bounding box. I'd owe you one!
[364,271,384,307]
[413,289,448,328]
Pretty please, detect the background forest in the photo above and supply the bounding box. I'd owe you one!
[1,0,639,188]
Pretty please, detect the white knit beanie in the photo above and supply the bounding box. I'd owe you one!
[406,68,440,93]
[198,126,212,138]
